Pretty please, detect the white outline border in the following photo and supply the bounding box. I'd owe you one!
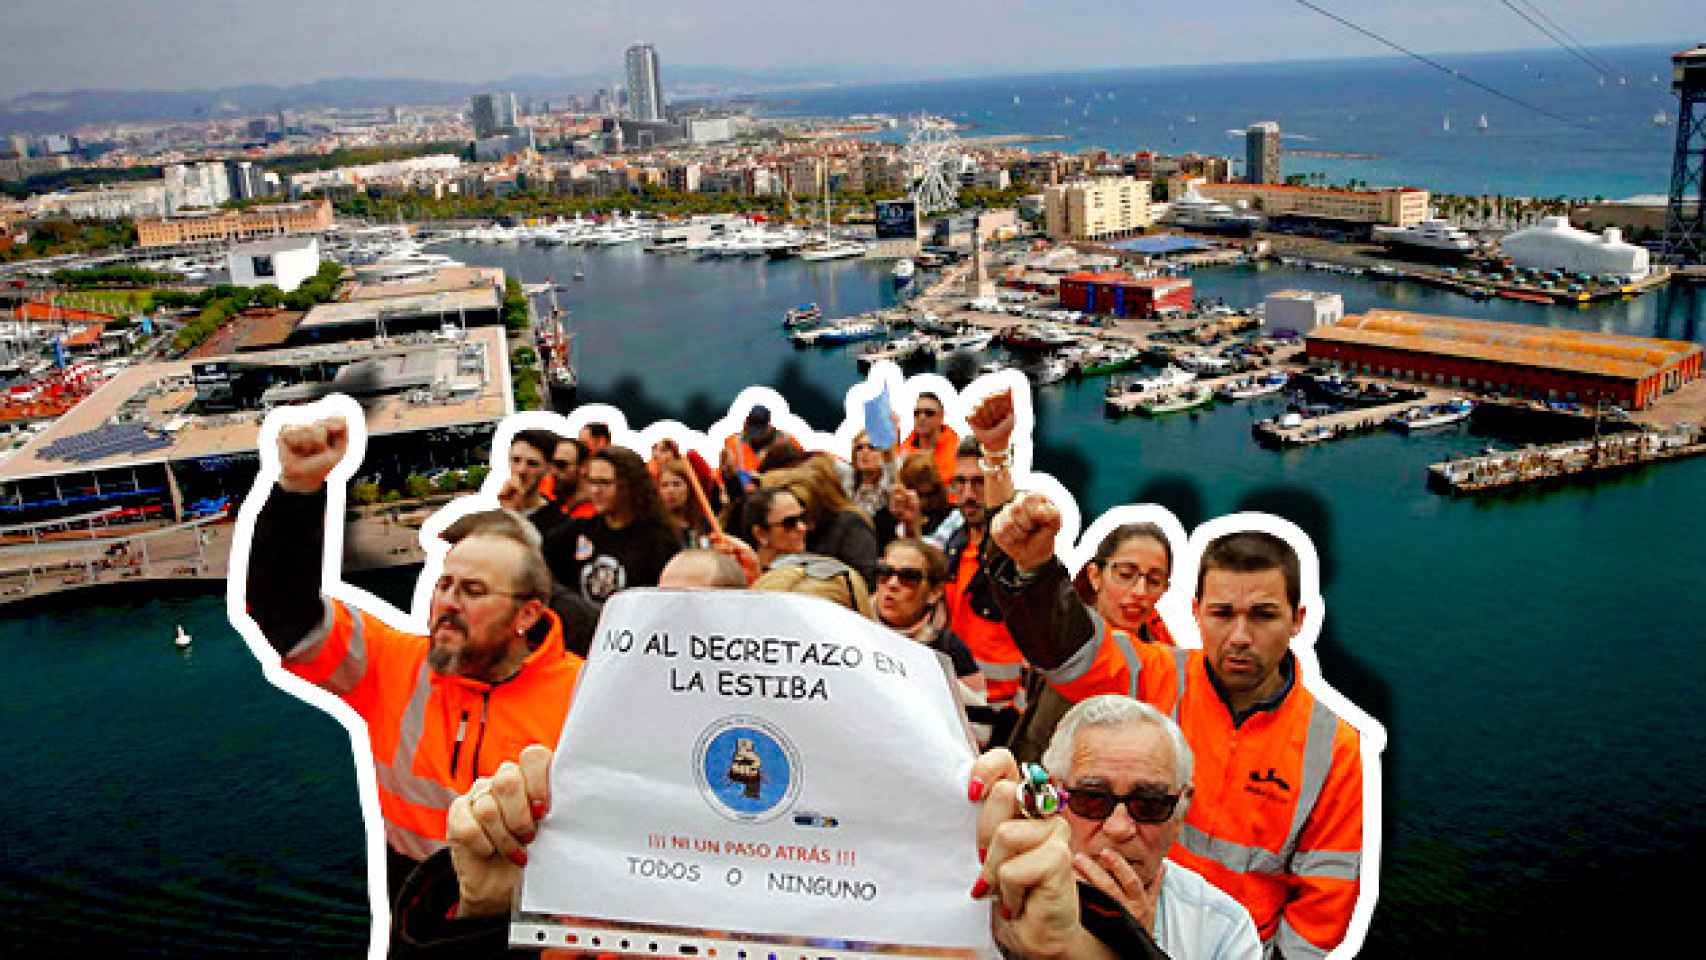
[225,364,1386,958]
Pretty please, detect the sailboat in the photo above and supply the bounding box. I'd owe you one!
[174,624,192,648]
[1442,115,1451,133]
[1476,113,1489,131]
[1012,94,1021,105]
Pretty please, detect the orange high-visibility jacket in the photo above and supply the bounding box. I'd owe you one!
[946,535,1026,711]
[900,424,960,489]
[1044,623,1361,957]
[722,430,800,475]
[283,598,582,861]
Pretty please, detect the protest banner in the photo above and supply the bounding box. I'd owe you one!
[515,588,991,958]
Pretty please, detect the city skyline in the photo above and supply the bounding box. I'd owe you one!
[0,1,1694,100]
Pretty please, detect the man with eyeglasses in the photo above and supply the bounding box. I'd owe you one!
[899,391,960,488]
[987,492,1364,959]
[1031,695,1261,959]
[244,418,583,902]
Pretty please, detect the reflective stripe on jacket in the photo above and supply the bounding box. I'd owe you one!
[284,598,582,860]
[946,534,1024,710]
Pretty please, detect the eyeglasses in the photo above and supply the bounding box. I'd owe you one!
[1062,784,1183,824]
[771,513,810,531]
[915,408,940,418]
[433,576,534,604]
[874,563,928,586]
[1102,561,1169,593]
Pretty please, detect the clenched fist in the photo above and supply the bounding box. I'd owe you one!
[276,418,349,494]
[990,491,1062,573]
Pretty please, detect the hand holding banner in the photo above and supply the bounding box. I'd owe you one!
[516,589,990,957]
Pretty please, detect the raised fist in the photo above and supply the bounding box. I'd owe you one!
[276,418,349,494]
[990,491,1062,573]
[967,388,1015,456]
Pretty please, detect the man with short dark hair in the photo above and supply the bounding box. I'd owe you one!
[500,430,566,536]
[244,418,583,900]
[900,391,960,488]
[988,493,1364,958]
[721,405,800,484]
[578,422,612,454]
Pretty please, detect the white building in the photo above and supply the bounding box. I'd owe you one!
[164,161,231,212]
[1498,216,1651,280]
[687,117,733,144]
[52,181,171,220]
[227,236,320,292]
[1264,290,1344,331]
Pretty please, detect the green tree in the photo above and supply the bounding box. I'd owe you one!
[404,474,431,499]
[350,482,380,505]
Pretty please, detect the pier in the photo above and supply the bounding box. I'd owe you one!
[1251,387,1458,446]
[1426,426,1706,494]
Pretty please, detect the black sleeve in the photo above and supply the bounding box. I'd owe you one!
[1077,880,1171,959]
[983,551,1097,672]
[390,849,516,960]
[245,484,330,656]
[834,512,878,589]
[633,523,681,589]
[541,519,582,593]
[551,584,600,659]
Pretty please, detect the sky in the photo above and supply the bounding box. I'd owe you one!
[0,0,1696,98]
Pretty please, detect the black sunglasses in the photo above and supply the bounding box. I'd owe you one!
[1062,785,1182,824]
[874,563,928,586]
[772,513,809,531]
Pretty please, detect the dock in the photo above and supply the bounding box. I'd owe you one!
[1251,388,1457,446]
[1426,426,1706,494]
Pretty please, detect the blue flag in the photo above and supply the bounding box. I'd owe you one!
[864,385,897,450]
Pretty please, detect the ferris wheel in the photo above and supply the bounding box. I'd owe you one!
[905,115,961,215]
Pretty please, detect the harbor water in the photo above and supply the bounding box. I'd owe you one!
[7,250,1706,949]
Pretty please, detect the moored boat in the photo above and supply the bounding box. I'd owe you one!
[1138,385,1215,416]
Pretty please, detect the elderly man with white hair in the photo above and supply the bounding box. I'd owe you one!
[1039,694,1261,960]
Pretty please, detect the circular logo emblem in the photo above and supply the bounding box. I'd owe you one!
[693,715,801,823]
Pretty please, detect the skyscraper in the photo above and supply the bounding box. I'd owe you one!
[1245,121,1281,185]
[625,43,664,122]
[471,92,519,139]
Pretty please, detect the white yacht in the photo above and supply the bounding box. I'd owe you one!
[1371,218,1477,256]
[892,258,916,284]
[798,239,868,261]
[1164,185,1262,234]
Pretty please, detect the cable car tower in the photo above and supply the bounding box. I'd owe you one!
[1661,42,1706,267]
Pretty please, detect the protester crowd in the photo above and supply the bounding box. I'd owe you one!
[244,388,1364,959]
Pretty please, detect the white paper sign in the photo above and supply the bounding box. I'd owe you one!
[515,588,990,957]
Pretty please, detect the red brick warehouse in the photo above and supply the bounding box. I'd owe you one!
[1306,309,1703,410]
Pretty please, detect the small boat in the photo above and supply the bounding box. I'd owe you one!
[1105,365,1198,414]
[892,258,916,285]
[857,333,930,367]
[1028,357,1070,386]
[1076,345,1142,376]
[792,319,883,346]
[929,329,995,357]
[174,624,192,648]
[1498,289,1553,304]
[1476,114,1489,131]
[1388,398,1474,432]
[783,302,823,327]
[1217,372,1290,401]
[1138,385,1214,416]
